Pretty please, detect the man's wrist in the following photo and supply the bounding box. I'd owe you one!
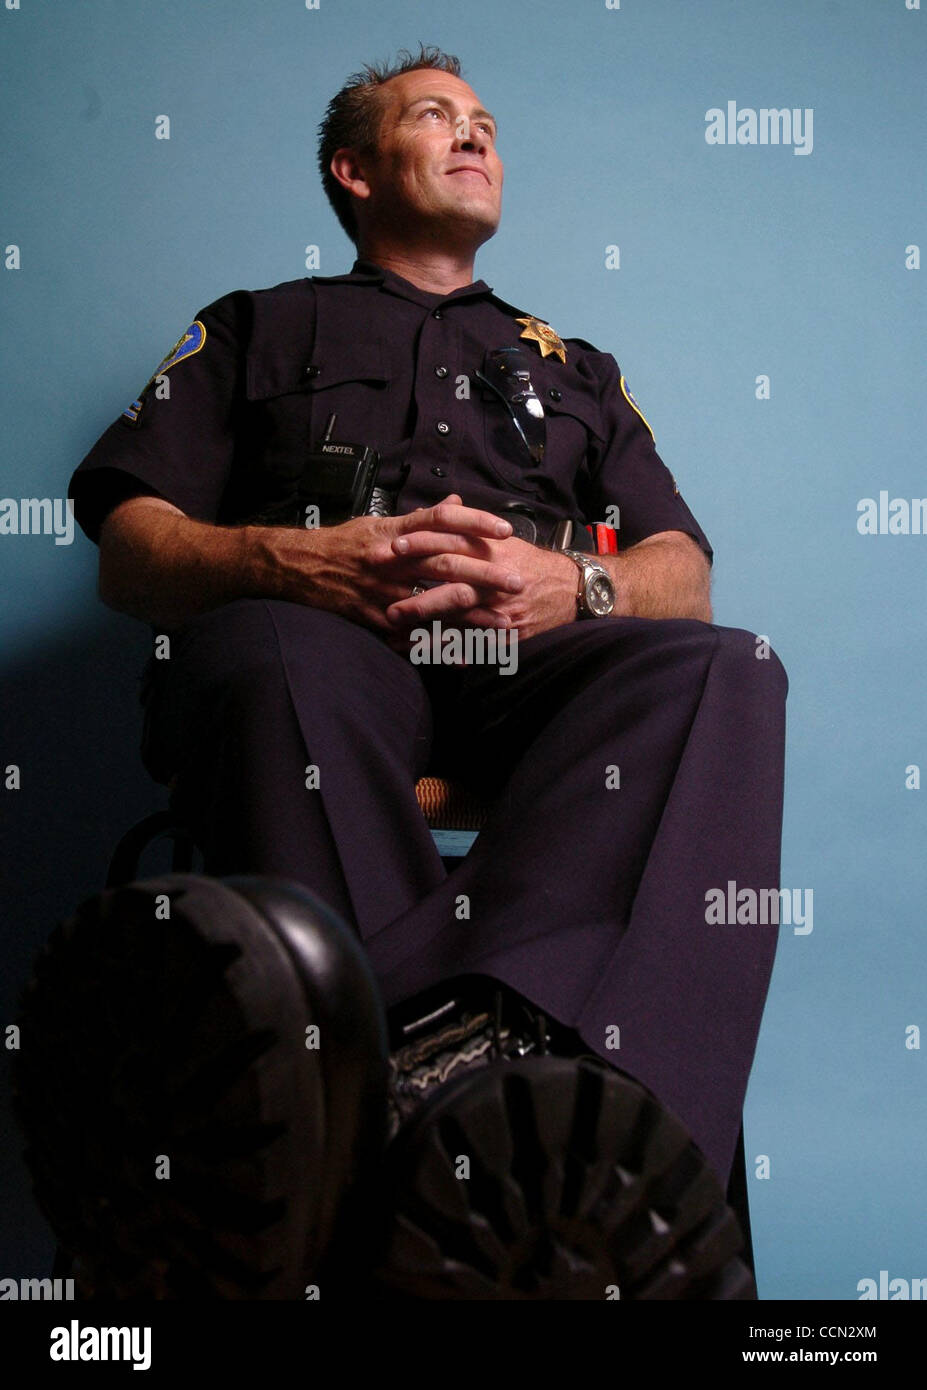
[243,520,328,603]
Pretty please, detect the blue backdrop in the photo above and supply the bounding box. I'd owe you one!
[2,0,925,1301]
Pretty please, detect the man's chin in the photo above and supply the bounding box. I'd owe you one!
[438,205,501,249]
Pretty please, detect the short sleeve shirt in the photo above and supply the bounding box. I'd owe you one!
[68,258,712,564]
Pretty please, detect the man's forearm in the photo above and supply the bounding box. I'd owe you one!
[98,501,287,628]
[599,533,713,622]
[96,493,518,634]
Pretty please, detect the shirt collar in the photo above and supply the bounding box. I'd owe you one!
[312,257,493,308]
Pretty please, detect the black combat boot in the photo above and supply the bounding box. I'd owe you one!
[373,978,756,1300]
[12,873,390,1299]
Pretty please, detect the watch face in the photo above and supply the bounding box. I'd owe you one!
[586,572,615,616]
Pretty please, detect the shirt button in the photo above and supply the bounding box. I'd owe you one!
[431,466,447,478]
[305,365,321,378]
[436,421,451,435]
[432,309,443,319]
[434,365,448,378]
[548,387,562,401]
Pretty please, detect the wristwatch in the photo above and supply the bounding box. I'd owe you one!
[562,549,616,618]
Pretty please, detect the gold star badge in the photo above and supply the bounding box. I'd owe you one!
[515,315,567,363]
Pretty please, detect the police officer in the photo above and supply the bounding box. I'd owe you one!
[59,48,787,1297]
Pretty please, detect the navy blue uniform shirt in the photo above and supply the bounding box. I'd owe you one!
[68,258,713,562]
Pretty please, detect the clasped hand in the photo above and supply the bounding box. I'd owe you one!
[320,493,577,652]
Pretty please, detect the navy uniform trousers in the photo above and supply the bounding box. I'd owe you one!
[146,597,788,1185]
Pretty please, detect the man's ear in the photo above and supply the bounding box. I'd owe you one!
[329,148,372,202]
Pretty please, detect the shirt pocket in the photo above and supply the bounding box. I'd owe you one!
[242,339,391,508]
[481,371,605,506]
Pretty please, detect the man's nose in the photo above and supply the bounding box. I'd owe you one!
[452,121,487,154]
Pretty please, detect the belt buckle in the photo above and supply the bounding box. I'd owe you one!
[499,502,538,546]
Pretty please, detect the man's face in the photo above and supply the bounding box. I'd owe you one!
[356,69,503,247]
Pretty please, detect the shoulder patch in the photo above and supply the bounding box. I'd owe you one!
[620,374,655,442]
[123,320,207,422]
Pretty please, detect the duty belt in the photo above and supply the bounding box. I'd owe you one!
[492,504,595,553]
